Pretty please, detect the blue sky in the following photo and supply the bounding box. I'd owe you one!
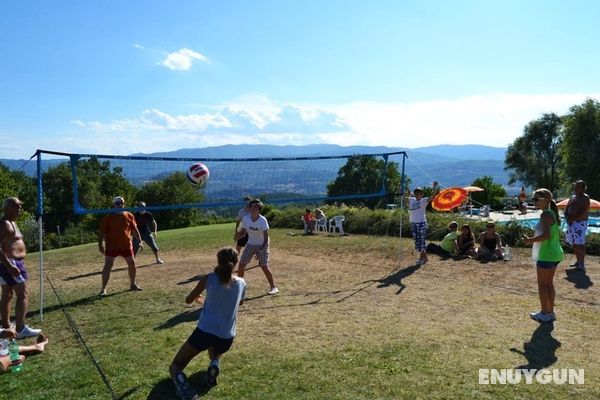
[1,0,600,159]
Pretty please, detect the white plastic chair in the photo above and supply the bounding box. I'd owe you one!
[328,215,345,235]
[315,217,327,233]
[480,205,490,218]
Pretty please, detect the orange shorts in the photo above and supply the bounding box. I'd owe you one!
[105,248,134,258]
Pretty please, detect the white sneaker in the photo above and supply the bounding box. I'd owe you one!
[530,311,556,322]
[156,259,164,264]
[267,287,279,295]
[17,325,42,339]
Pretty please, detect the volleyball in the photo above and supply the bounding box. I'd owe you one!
[186,162,210,186]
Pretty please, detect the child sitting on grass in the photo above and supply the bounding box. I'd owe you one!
[426,221,459,259]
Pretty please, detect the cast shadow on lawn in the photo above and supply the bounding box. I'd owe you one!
[377,264,422,295]
[564,268,593,289]
[155,307,202,331]
[63,262,160,281]
[146,371,213,399]
[510,322,561,370]
[27,292,130,319]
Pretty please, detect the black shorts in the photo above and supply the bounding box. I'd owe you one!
[187,328,234,354]
[236,233,249,247]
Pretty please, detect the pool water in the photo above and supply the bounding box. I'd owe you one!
[502,218,600,234]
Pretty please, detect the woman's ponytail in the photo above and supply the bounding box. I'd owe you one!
[214,246,239,285]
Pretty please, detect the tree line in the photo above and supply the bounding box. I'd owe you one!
[505,98,600,198]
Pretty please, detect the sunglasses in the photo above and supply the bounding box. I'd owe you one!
[486,225,494,228]
[114,202,124,206]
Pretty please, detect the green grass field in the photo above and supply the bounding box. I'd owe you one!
[2,223,599,399]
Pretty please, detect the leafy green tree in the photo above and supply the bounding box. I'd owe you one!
[561,98,600,199]
[0,163,19,202]
[135,172,206,229]
[0,163,36,216]
[327,155,401,208]
[42,157,136,232]
[504,113,563,193]
[470,176,507,210]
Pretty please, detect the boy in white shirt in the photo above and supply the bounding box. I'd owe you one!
[406,182,438,265]
[235,199,278,295]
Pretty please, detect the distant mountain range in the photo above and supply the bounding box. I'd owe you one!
[1,144,517,195]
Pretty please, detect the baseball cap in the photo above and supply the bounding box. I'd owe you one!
[113,196,125,205]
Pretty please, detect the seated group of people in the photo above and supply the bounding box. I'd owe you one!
[302,208,326,235]
[426,221,505,261]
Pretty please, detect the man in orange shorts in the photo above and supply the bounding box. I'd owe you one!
[98,196,143,296]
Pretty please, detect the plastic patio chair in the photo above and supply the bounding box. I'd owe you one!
[315,217,327,233]
[328,215,345,235]
[480,205,490,218]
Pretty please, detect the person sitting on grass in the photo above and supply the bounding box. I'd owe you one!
[476,222,504,261]
[426,221,459,258]
[457,224,476,257]
[302,208,315,235]
[170,247,246,399]
[0,328,48,373]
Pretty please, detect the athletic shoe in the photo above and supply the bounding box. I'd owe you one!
[16,325,42,339]
[173,372,198,400]
[156,259,164,264]
[530,311,556,323]
[577,264,586,272]
[130,283,143,291]
[415,260,424,266]
[569,261,580,268]
[99,289,108,297]
[267,287,279,295]
[206,364,220,387]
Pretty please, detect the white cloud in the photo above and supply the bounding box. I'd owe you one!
[329,93,600,148]
[6,92,599,159]
[159,48,209,71]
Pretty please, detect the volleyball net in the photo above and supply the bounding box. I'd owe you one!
[34,149,407,215]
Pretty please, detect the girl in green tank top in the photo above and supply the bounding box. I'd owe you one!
[522,188,563,323]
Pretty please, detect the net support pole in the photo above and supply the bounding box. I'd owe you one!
[399,153,407,259]
[36,151,44,322]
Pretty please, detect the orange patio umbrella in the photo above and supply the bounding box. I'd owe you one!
[432,187,468,211]
[556,198,600,210]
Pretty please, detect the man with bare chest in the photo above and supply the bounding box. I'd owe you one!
[0,197,41,338]
[565,180,591,271]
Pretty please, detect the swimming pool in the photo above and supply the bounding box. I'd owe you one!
[500,217,600,234]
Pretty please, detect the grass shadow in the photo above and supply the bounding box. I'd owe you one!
[510,322,561,369]
[376,263,422,294]
[564,268,593,289]
[63,262,160,281]
[154,307,202,331]
[145,378,180,400]
[26,293,127,319]
[146,372,213,400]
